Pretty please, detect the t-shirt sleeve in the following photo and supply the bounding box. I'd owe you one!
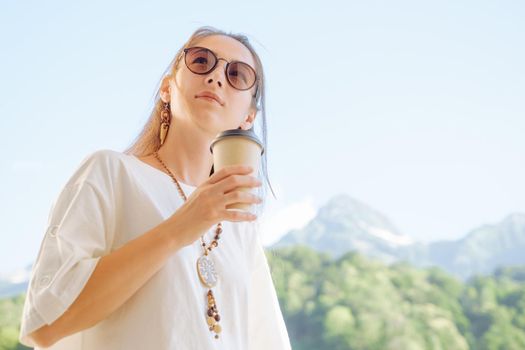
[246,221,292,350]
[18,150,117,348]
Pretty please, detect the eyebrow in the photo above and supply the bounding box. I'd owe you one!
[199,46,252,66]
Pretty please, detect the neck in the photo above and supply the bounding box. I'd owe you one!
[156,119,216,187]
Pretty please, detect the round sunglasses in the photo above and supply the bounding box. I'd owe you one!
[183,46,258,93]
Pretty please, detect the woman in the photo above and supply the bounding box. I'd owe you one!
[19,26,291,349]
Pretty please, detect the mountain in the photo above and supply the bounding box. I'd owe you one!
[271,193,525,279]
[271,194,414,263]
[399,212,525,279]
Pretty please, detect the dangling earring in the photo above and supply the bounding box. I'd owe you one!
[160,102,171,145]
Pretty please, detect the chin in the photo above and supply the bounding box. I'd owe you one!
[192,114,227,133]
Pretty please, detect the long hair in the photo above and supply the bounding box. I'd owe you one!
[123,26,276,217]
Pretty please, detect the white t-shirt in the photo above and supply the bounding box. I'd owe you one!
[19,149,291,350]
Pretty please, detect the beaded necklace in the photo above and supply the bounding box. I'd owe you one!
[153,151,223,339]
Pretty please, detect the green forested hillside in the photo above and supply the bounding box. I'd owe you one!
[1,246,524,349]
[0,294,30,350]
[267,245,525,350]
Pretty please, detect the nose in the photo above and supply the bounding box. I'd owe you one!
[205,58,228,89]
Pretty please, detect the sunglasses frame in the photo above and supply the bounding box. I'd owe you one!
[183,46,259,95]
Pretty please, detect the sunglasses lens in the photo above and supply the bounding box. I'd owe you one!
[185,48,216,74]
[227,62,256,90]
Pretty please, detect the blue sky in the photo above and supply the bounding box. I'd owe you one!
[1,0,524,275]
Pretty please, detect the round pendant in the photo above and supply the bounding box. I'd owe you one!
[197,255,218,288]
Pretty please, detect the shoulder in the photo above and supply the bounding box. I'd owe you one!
[64,149,128,189]
[80,148,126,166]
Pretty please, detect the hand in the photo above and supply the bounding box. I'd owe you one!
[164,165,262,248]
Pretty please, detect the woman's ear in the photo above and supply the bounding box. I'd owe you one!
[159,75,172,103]
[240,108,257,130]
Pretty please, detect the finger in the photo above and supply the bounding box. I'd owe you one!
[223,209,257,222]
[223,190,262,206]
[220,174,262,194]
[207,165,253,185]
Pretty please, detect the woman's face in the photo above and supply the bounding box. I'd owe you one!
[162,35,258,134]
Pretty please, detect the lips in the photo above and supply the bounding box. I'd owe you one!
[195,91,224,106]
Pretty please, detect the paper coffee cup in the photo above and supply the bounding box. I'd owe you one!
[210,128,264,212]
